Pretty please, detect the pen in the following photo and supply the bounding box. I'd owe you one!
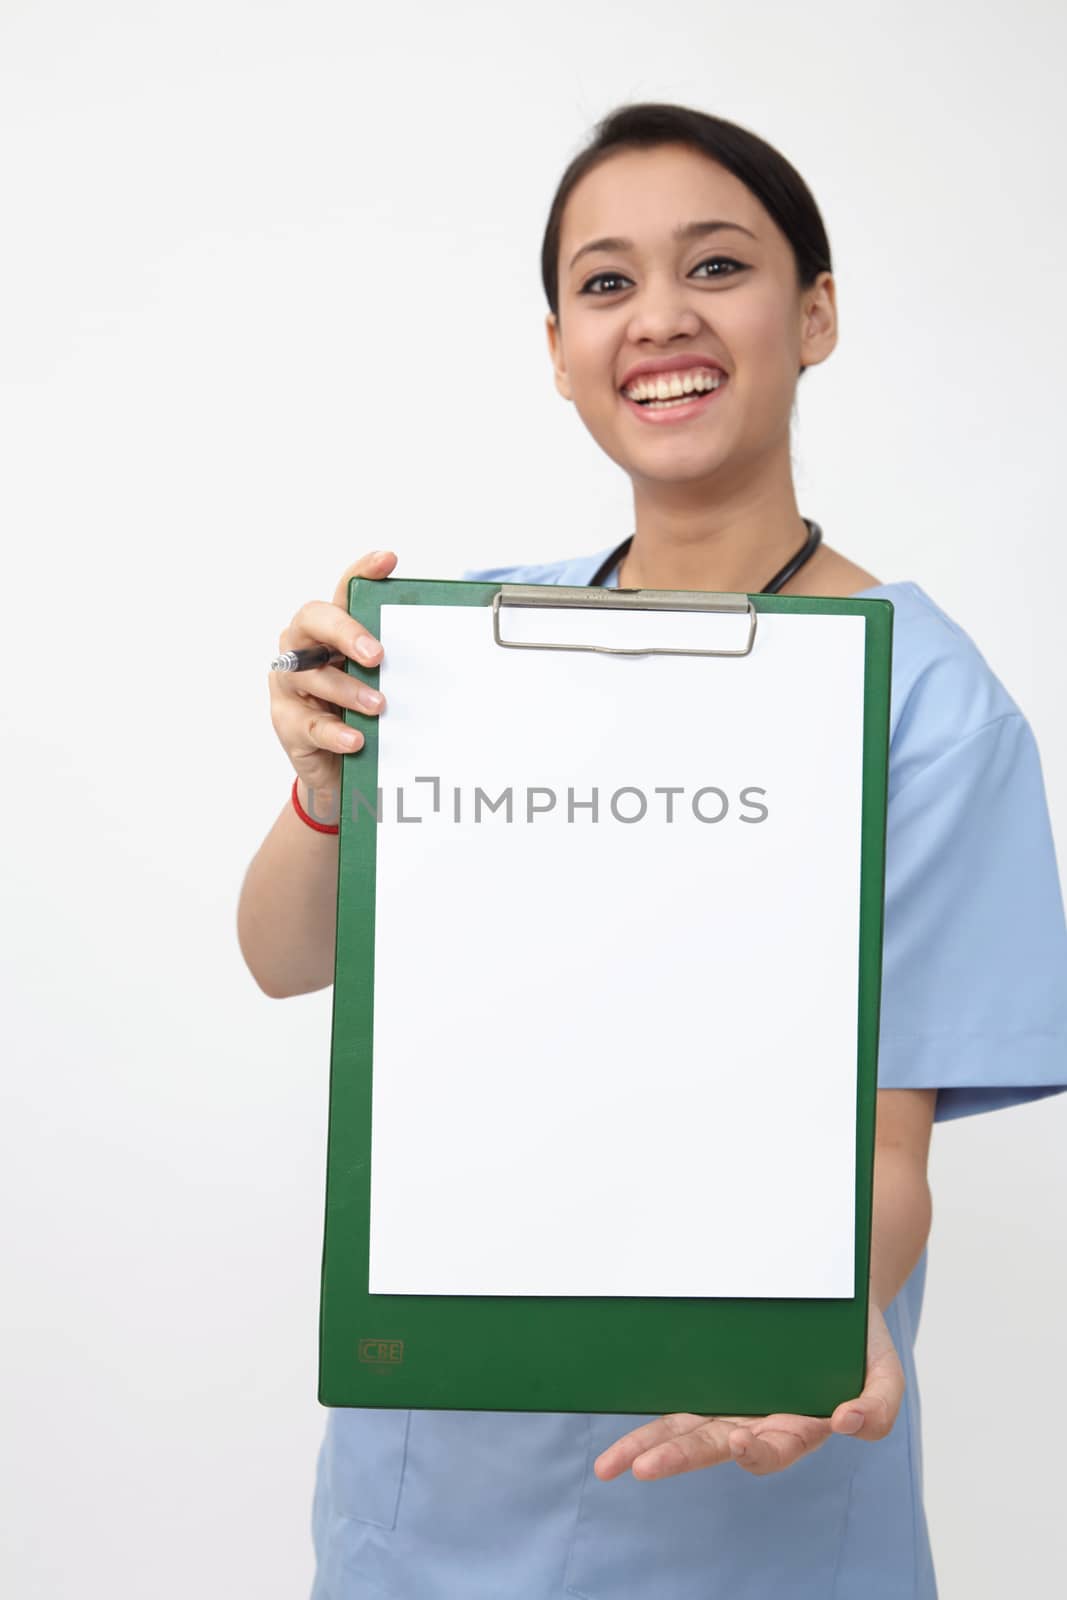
[271,646,347,672]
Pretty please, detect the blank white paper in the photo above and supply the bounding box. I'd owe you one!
[364,598,867,1297]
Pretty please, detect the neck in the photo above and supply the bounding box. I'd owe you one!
[618,460,812,593]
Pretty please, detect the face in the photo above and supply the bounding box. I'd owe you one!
[546,143,837,490]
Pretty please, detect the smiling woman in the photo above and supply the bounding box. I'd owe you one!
[235,98,1067,1600]
[540,108,856,599]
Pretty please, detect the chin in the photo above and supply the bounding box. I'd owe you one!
[588,423,725,478]
[626,442,735,484]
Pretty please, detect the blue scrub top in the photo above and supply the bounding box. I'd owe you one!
[311,542,1067,1599]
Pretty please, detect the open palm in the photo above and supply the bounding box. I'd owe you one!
[594,1296,904,1482]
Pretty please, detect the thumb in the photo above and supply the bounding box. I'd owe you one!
[332,549,398,608]
[831,1355,905,1442]
[831,1304,905,1441]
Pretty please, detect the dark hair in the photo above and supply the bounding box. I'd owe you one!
[541,102,833,375]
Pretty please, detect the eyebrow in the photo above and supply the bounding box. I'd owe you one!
[568,219,758,272]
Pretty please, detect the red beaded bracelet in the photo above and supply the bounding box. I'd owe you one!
[291,776,340,835]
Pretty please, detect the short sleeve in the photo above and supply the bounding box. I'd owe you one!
[878,711,1067,1121]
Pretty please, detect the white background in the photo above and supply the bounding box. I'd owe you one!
[2,1,1064,1594]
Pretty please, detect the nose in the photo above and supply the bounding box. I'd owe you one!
[624,277,704,345]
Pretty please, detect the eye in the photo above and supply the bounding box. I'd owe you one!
[692,256,745,280]
[579,256,747,295]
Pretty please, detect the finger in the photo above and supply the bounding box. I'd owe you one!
[273,684,369,758]
[274,699,365,757]
[830,1361,903,1441]
[269,670,378,744]
[596,1414,737,1482]
[332,549,398,608]
[831,1326,905,1443]
[284,665,386,717]
[279,600,382,666]
[631,1416,740,1480]
[594,1413,702,1480]
[730,1415,831,1476]
[594,1412,762,1481]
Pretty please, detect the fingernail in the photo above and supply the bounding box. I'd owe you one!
[355,637,379,662]
[358,687,383,709]
[840,1411,864,1434]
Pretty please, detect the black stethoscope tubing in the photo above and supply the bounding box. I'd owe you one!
[587,518,823,593]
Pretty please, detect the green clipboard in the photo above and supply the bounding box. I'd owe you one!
[319,575,894,1416]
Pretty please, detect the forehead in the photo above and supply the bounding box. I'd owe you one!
[560,143,772,259]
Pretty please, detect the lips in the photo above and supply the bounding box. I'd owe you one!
[619,377,728,426]
[618,353,729,390]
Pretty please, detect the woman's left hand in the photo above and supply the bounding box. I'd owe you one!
[594,1295,905,1482]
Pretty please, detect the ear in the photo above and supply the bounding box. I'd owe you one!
[798,271,838,372]
[545,311,573,402]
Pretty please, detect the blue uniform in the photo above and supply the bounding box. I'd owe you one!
[311,542,1067,1599]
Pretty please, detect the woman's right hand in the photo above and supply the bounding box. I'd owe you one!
[269,549,398,796]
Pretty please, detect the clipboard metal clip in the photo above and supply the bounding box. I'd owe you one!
[492,585,758,658]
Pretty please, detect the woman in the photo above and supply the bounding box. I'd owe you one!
[238,103,1067,1599]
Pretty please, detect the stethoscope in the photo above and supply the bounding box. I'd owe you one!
[587,517,823,593]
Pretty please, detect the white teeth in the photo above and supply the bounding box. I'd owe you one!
[623,369,724,402]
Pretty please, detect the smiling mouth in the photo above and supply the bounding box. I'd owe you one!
[619,376,728,422]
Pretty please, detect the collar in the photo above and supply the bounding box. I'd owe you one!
[555,541,627,586]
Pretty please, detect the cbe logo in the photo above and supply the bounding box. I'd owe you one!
[359,1337,404,1366]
